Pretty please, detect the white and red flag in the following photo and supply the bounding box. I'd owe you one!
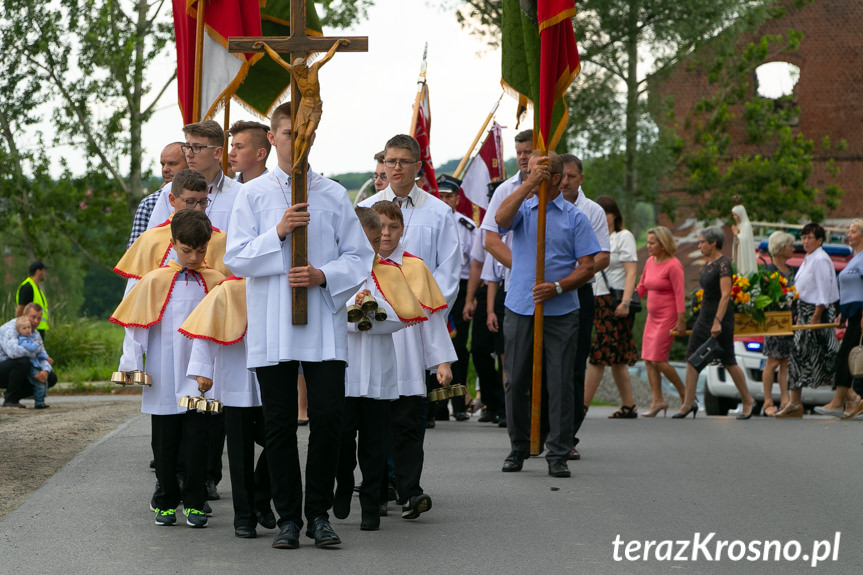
[413,82,439,195]
[172,0,262,124]
[460,122,505,210]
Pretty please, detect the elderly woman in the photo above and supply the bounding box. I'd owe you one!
[636,226,686,417]
[584,197,639,418]
[761,231,796,416]
[675,227,755,419]
[813,221,863,417]
[777,223,840,418]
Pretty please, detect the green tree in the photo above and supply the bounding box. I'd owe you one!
[666,29,844,222]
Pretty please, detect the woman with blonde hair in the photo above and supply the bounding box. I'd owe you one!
[761,231,796,416]
[636,226,686,417]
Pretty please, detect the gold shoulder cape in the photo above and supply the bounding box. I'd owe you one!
[109,261,225,328]
[371,256,428,325]
[178,276,247,345]
[374,252,448,319]
[114,216,230,278]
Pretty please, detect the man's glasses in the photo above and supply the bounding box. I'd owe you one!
[181,143,221,154]
[373,172,387,181]
[383,159,418,169]
[182,198,210,208]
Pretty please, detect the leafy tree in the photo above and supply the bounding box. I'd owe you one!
[665,29,844,222]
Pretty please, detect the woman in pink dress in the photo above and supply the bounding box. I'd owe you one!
[637,226,687,417]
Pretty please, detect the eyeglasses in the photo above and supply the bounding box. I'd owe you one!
[182,198,210,208]
[181,143,221,154]
[383,159,418,169]
[373,172,388,181]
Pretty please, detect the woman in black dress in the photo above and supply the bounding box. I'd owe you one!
[674,227,755,418]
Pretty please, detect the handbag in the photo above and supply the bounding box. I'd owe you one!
[688,337,722,372]
[601,270,642,315]
[849,334,863,377]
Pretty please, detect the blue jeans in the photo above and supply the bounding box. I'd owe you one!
[28,370,47,406]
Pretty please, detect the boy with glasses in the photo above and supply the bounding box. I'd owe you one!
[148,120,241,232]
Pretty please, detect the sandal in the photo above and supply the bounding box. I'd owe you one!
[762,404,777,417]
[608,405,638,419]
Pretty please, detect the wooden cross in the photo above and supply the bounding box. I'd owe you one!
[228,0,368,325]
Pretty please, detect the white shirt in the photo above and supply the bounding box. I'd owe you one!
[359,185,461,308]
[345,276,404,400]
[470,230,502,283]
[795,246,839,306]
[224,167,374,367]
[147,171,242,232]
[573,187,611,284]
[453,212,478,280]
[118,272,207,415]
[385,244,457,397]
[480,172,523,288]
[186,339,262,408]
[593,229,637,296]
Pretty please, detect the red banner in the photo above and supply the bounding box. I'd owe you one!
[413,83,439,195]
[537,0,579,151]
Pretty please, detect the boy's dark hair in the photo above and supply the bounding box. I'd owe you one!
[229,120,272,155]
[171,169,207,195]
[801,222,825,241]
[373,150,385,163]
[182,120,226,147]
[171,209,213,248]
[514,129,533,144]
[28,261,46,275]
[371,201,404,226]
[355,206,381,232]
[384,134,420,162]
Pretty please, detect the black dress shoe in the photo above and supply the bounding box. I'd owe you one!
[256,509,277,530]
[306,516,341,547]
[567,446,581,461]
[34,404,50,409]
[333,485,352,519]
[425,419,436,429]
[3,402,26,408]
[205,480,220,500]
[501,451,526,472]
[234,525,257,539]
[453,411,470,421]
[378,503,388,517]
[477,410,494,423]
[497,416,507,428]
[401,494,432,519]
[272,521,300,549]
[360,512,380,531]
[548,460,571,478]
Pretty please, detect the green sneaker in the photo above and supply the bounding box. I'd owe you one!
[154,508,176,526]
[184,508,208,528]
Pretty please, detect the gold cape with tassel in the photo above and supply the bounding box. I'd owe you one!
[109,260,225,329]
[370,256,427,325]
[114,216,231,278]
[178,276,247,345]
[373,252,448,322]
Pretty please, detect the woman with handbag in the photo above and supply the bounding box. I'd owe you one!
[777,223,840,417]
[675,227,755,419]
[636,226,687,417]
[813,220,863,418]
[584,197,639,418]
[760,231,796,416]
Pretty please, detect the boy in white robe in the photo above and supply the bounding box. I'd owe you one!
[223,102,374,550]
[181,276,275,540]
[370,201,456,520]
[333,207,416,531]
[111,210,225,528]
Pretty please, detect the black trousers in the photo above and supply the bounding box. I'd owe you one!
[571,285,595,443]
[336,397,390,514]
[1,357,31,404]
[471,284,504,416]
[390,395,425,503]
[206,412,226,484]
[151,411,208,511]
[256,360,345,528]
[447,279,470,413]
[224,406,271,529]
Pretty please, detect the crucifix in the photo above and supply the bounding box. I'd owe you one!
[228,0,368,324]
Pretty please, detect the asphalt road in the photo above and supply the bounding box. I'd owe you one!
[0,402,860,574]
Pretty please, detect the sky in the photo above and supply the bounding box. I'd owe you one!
[138,0,522,179]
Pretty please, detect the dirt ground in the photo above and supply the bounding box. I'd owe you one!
[0,399,141,519]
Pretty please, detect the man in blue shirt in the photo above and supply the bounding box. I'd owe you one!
[494,152,600,478]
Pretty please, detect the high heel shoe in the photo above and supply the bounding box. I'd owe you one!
[641,402,668,418]
[736,402,755,420]
[774,402,803,418]
[608,405,638,419]
[672,402,698,419]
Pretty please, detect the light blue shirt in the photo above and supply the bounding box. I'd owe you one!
[500,194,600,316]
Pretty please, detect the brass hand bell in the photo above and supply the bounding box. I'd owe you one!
[178,392,223,414]
[357,315,372,331]
[111,370,152,386]
[374,307,387,322]
[428,383,467,403]
[360,294,378,313]
[347,304,364,323]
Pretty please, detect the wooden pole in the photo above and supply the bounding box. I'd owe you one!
[290,5,308,325]
[453,94,502,180]
[222,99,230,173]
[192,0,207,123]
[408,43,428,137]
[530,144,548,456]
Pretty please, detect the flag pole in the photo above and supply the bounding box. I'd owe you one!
[222,98,231,173]
[409,43,428,137]
[192,0,207,123]
[531,138,548,456]
[452,93,503,179]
